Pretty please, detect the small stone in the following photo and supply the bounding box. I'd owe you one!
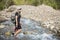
[0,25,5,28]
[5,31,11,36]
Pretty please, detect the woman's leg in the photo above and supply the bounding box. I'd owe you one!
[14,23,22,36]
[14,29,22,36]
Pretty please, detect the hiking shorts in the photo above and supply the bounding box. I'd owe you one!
[15,25,22,31]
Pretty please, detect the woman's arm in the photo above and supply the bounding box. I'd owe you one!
[16,16,18,26]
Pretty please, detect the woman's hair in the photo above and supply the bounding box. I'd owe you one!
[18,8,22,13]
[15,12,19,16]
[18,8,22,10]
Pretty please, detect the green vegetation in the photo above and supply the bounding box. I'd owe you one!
[42,0,60,9]
[0,0,14,10]
[42,0,56,9]
[0,0,60,10]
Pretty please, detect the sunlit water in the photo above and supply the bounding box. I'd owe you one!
[0,18,59,40]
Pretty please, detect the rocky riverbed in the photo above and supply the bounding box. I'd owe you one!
[0,4,60,40]
[0,18,60,40]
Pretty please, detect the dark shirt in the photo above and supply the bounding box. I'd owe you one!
[15,12,21,25]
[14,12,22,30]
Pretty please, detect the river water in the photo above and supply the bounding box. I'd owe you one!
[0,18,59,40]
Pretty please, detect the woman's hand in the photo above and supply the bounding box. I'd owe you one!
[16,23,18,26]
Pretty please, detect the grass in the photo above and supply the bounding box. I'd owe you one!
[13,0,25,5]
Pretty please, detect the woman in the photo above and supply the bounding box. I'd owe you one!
[14,9,22,36]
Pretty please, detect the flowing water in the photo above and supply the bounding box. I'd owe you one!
[0,18,59,40]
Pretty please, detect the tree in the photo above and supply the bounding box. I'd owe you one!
[32,0,39,6]
[0,0,14,10]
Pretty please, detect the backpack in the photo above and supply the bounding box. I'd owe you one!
[11,13,15,23]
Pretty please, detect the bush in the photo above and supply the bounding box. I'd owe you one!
[0,0,14,10]
[0,0,60,10]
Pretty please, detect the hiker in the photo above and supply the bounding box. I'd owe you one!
[13,8,22,36]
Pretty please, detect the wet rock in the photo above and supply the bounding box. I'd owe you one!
[0,25,5,28]
[0,36,6,40]
[41,20,60,35]
[0,16,7,23]
[6,6,17,12]
[5,31,11,36]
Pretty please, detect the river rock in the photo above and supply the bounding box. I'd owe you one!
[0,15,7,23]
[0,25,5,28]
